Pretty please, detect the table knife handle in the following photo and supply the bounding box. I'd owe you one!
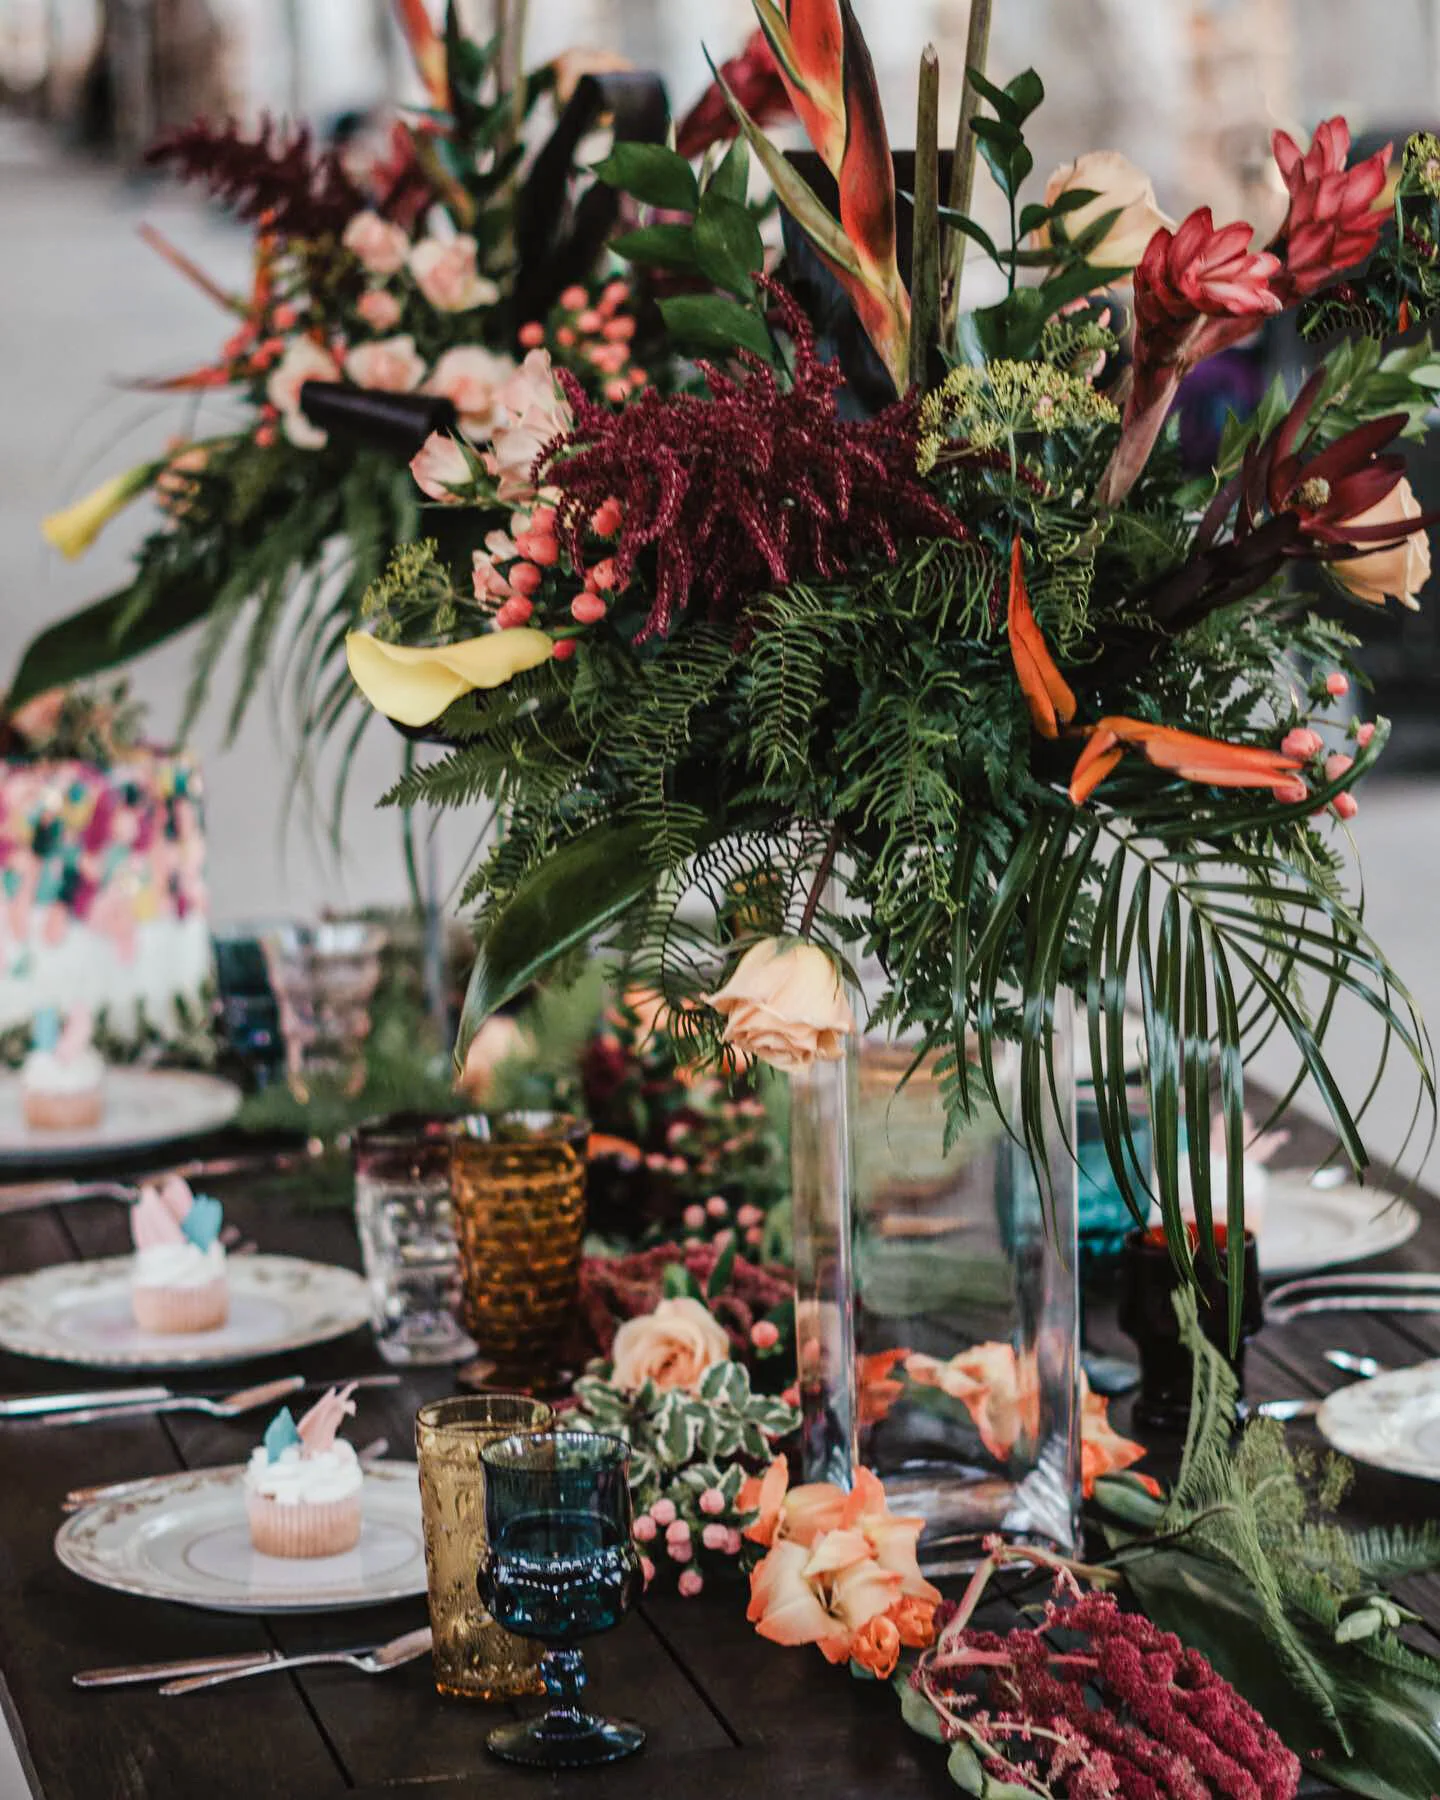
[74,1652,275,1689]
[0,1387,173,1419]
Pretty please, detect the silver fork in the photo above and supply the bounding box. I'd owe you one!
[48,1375,304,1428]
[160,1625,432,1695]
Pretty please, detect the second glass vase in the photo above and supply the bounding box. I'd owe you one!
[792,999,1081,1574]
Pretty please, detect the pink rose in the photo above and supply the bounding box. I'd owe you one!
[344,334,426,393]
[343,210,409,276]
[485,351,574,503]
[410,431,473,503]
[677,1569,704,1598]
[610,1296,731,1394]
[265,337,341,450]
[426,345,517,437]
[409,234,499,312]
[356,288,403,332]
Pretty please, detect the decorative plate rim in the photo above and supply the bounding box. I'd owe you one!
[1258,1171,1420,1278]
[0,1068,243,1166]
[1317,1359,1440,1480]
[54,1461,426,1612]
[0,1253,370,1370]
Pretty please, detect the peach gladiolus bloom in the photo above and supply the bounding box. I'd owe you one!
[743,1460,940,1671]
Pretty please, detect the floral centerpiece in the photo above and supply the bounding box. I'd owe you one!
[16,4,784,789]
[344,0,1434,1303]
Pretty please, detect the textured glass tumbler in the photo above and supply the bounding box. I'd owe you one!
[354,1114,474,1367]
[415,1395,553,1700]
[260,919,386,1101]
[450,1114,589,1388]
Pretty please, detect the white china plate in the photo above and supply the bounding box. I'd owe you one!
[0,1254,370,1369]
[1318,1359,1440,1480]
[1258,1171,1419,1278]
[0,1069,241,1165]
[55,1462,425,1611]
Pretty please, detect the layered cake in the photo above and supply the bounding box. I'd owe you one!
[0,693,212,1064]
[246,1385,364,1558]
[20,1006,105,1129]
[130,1175,229,1333]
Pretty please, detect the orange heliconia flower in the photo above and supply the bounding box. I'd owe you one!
[1007,537,1077,740]
[1068,716,1306,806]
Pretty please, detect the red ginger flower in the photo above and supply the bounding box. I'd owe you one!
[543,282,966,642]
[1272,118,1391,301]
[675,29,794,160]
[1098,211,1281,507]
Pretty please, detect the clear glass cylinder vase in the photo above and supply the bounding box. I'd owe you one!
[790,996,1080,1574]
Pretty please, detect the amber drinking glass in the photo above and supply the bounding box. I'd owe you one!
[415,1394,553,1699]
[450,1114,589,1388]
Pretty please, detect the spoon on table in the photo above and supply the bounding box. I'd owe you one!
[160,1626,432,1695]
[1324,1349,1389,1379]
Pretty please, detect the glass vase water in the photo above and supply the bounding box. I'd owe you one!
[791,996,1081,1574]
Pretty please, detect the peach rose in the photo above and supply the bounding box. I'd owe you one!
[1334,477,1431,610]
[344,334,426,393]
[1037,150,1173,275]
[426,345,517,438]
[706,938,855,1073]
[265,337,340,450]
[609,1296,730,1392]
[7,688,66,744]
[410,431,473,503]
[356,288,403,332]
[343,210,410,276]
[455,1012,531,1100]
[409,234,499,312]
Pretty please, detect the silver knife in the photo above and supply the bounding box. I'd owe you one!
[46,1374,304,1427]
[0,1385,173,1419]
[74,1651,277,1689]
[0,1145,328,1219]
[5,1371,400,1424]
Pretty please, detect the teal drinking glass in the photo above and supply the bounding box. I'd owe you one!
[476,1430,645,1768]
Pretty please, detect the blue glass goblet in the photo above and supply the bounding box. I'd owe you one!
[477,1430,645,1768]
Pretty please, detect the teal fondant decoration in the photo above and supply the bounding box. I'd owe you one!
[263,1408,301,1464]
[180,1193,224,1251]
[30,1008,60,1053]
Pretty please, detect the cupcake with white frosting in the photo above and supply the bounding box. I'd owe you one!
[130,1176,229,1333]
[246,1385,364,1559]
[21,1006,105,1130]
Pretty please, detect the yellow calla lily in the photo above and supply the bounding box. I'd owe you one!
[345,629,553,727]
[42,463,158,560]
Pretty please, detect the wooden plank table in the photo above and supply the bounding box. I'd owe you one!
[1,1111,1438,1799]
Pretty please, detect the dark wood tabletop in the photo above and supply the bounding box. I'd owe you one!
[2,1111,1438,1800]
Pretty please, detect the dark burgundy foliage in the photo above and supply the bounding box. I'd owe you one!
[146,116,368,239]
[570,1241,792,1367]
[923,1586,1300,1800]
[544,281,969,641]
[674,28,793,160]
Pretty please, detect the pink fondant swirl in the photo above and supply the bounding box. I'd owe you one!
[296,1383,358,1457]
[129,1176,194,1250]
